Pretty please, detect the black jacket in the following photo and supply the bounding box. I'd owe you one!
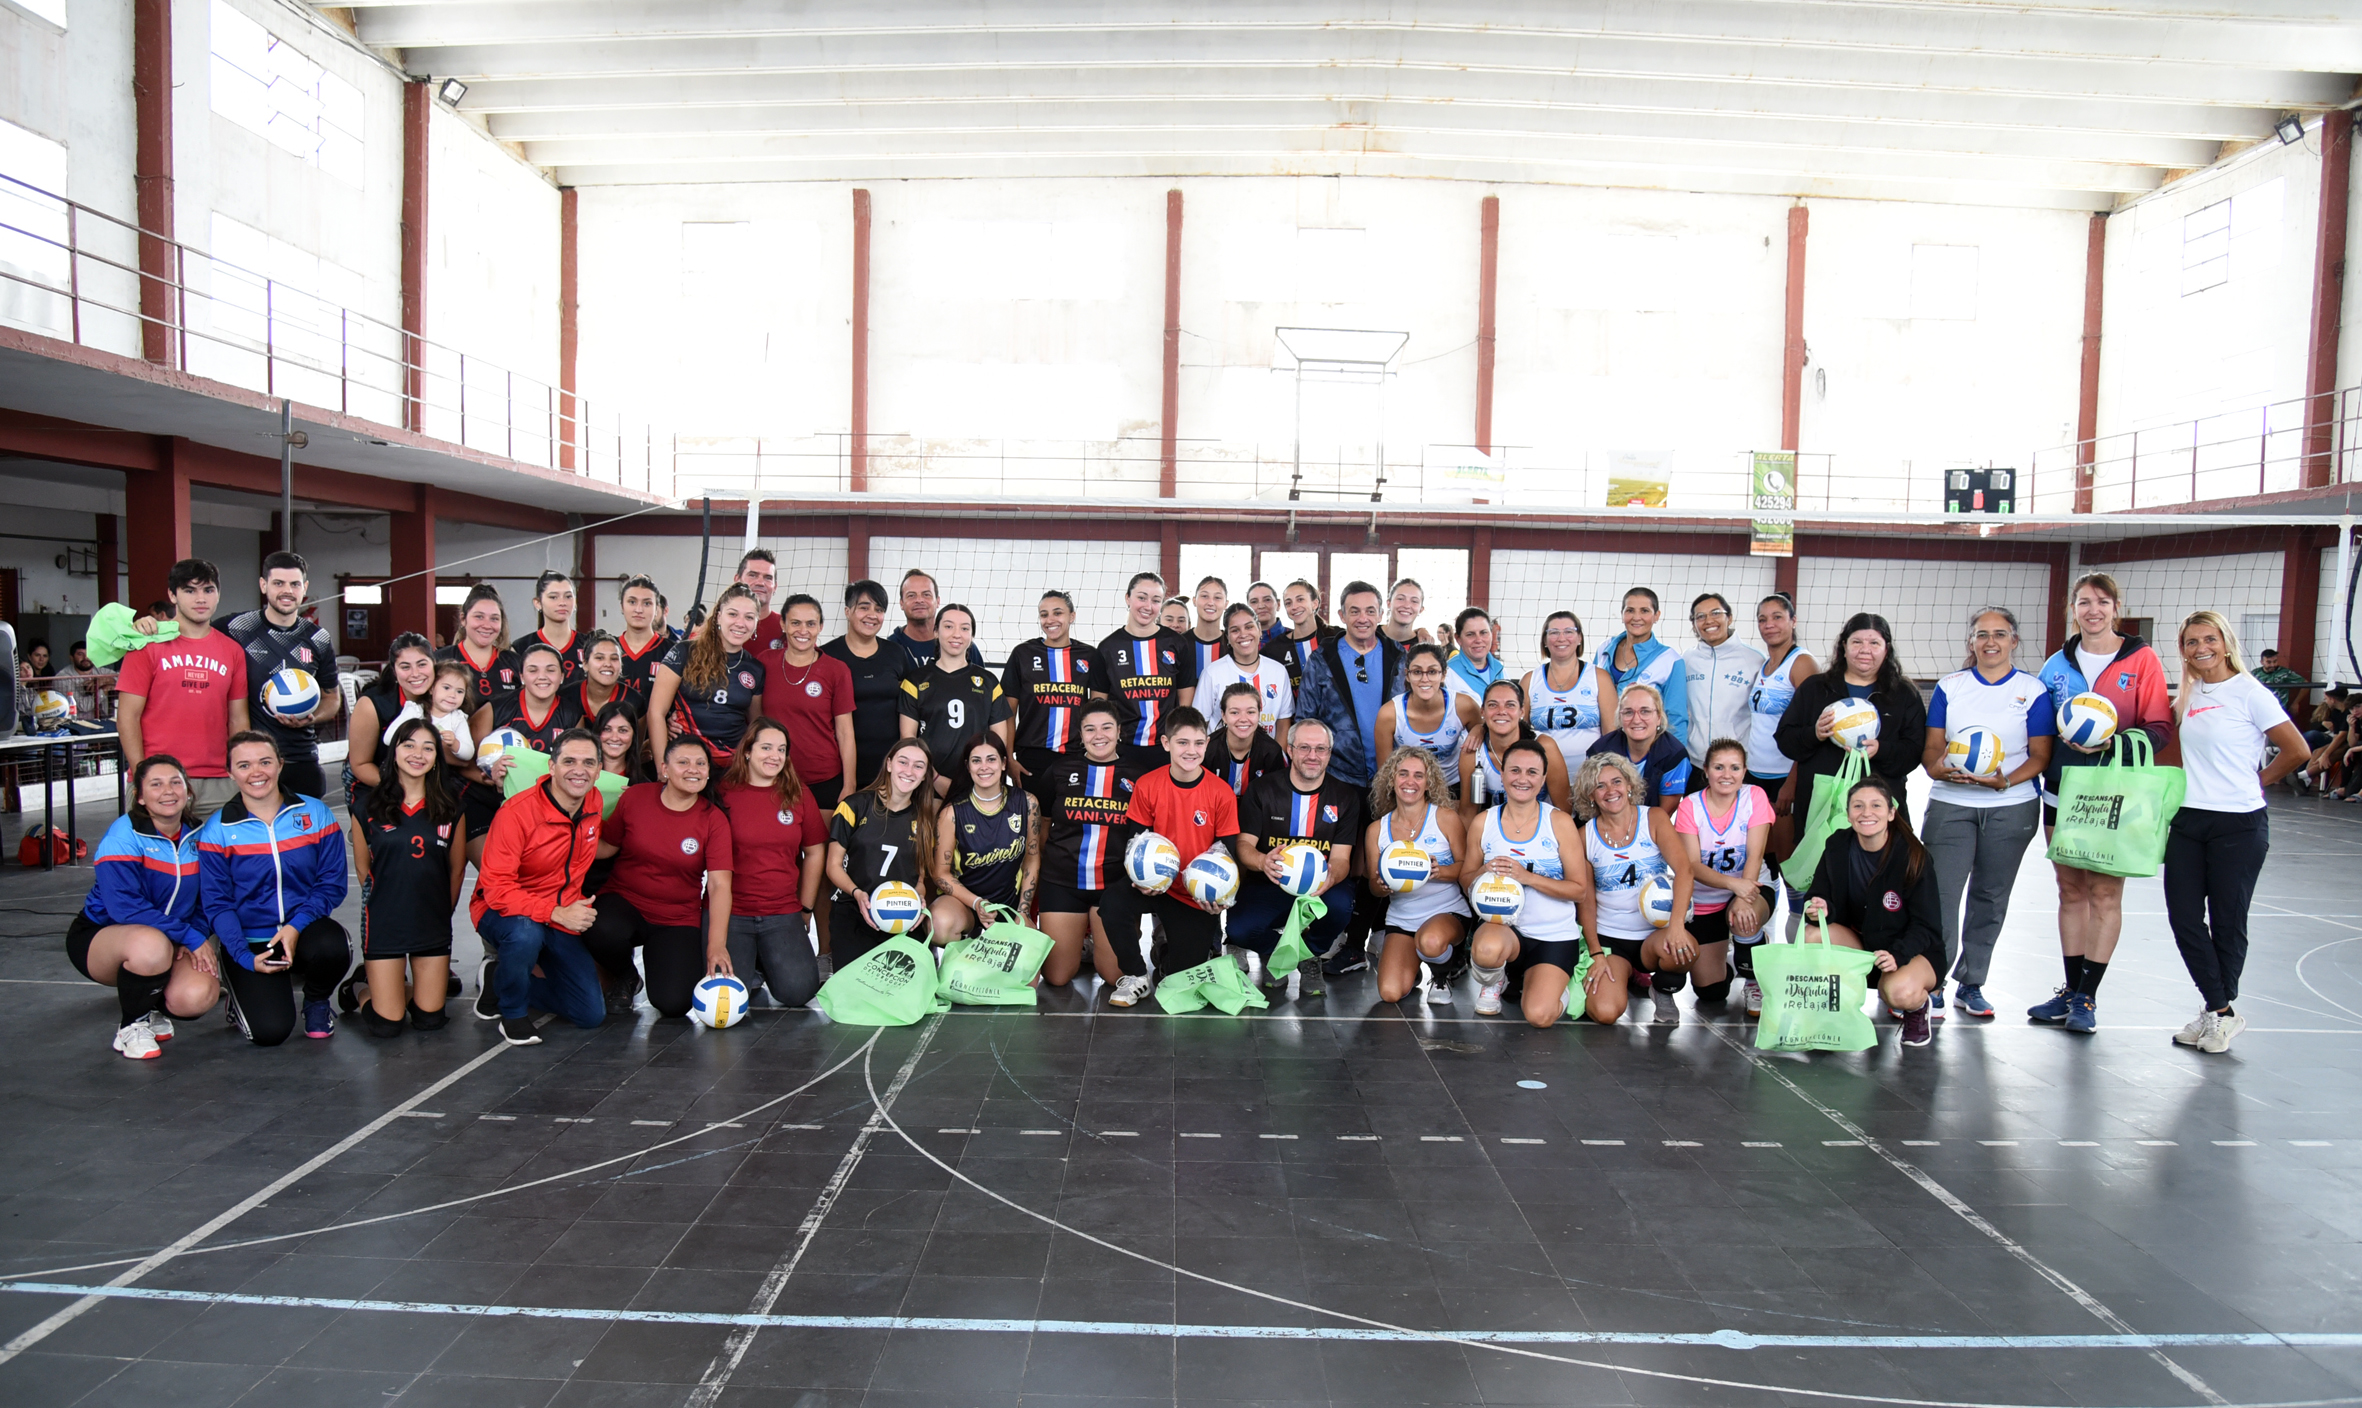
[1806,830,1942,969]
[1774,672,1926,825]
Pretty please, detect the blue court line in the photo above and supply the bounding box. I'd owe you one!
[6,1282,2357,1351]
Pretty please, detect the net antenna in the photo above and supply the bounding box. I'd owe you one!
[1275,327,1407,504]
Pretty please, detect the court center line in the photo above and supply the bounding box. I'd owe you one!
[1705,1025,2227,1406]
[0,1025,533,1366]
[931,1009,2362,1034]
[686,1013,942,1408]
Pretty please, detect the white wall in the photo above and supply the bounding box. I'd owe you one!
[423,103,560,456]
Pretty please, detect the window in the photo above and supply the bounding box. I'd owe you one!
[0,118,68,337]
[210,0,363,186]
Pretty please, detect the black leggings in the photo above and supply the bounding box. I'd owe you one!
[581,894,706,1019]
[2164,807,2268,1011]
[222,917,351,1047]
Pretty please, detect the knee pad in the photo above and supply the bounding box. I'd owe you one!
[1695,978,1733,1005]
[1651,970,1688,995]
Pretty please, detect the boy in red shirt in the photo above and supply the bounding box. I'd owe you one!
[1096,707,1238,1007]
[115,559,250,822]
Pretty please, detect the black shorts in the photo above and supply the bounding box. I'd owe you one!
[65,911,102,981]
[1602,934,1651,970]
[1017,746,1073,781]
[1117,741,1168,771]
[1036,880,1105,916]
[2042,803,2058,830]
[460,782,502,844]
[807,774,843,814]
[1510,935,1591,978]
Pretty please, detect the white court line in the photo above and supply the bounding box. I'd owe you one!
[687,1015,941,1407]
[0,1025,533,1365]
[933,1009,2362,1033]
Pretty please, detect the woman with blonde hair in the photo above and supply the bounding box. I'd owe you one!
[1366,744,1472,1004]
[1587,683,1691,813]
[1573,749,1698,1024]
[2162,611,2308,1054]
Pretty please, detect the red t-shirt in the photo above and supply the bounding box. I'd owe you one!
[1125,767,1240,913]
[598,783,733,927]
[117,629,249,777]
[720,781,825,916]
[759,651,855,784]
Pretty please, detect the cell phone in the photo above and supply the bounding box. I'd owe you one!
[254,938,289,967]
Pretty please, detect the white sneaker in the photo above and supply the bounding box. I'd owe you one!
[2198,1011,2246,1054]
[2172,1007,2210,1047]
[1423,974,1452,1006]
[146,1013,174,1042]
[1651,990,1680,1024]
[113,1018,160,1061]
[1108,975,1153,1008]
[1744,980,1763,1017]
[1474,978,1505,1016]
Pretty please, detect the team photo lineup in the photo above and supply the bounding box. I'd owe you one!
[69,543,2305,1061]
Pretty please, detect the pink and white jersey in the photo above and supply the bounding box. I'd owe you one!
[1673,784,1770,913]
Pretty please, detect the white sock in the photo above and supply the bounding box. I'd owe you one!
[1473,963,1506,987]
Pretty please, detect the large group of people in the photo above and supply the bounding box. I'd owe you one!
[67,549,2310,1062]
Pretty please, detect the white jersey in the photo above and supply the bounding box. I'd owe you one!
[1377,803,1473,930]
[1746,649,1803,779]
[1195,655,1293,738]
[1480,803,1582,942]
[1585,814,1672,940]
[1391,694,1470,785]
[1527,662,1603,760]
[1675,785,1769,913]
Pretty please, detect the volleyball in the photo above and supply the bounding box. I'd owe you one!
[868,881,925,935]
[688,974,750,1028]
[29,689,72,732]
[1378,841,1434,894]
[1827,699,1881,751]
[1945,726,2005,776]
[1181,849,1241,909]
[261,668,320,721]
[1470,871,1525,923]
[2058,692,2119,749]
[1638,871,1677,928]
[1123,831,1182,891]
[1271,841,1326,897]
[475,727,528,765]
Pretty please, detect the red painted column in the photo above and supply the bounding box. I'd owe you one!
[1773,549,1798,606]
[558,186,579,471]
[133,0,175,366]
[125,441,192,609]
[2074,214,2106,513]
[577,528,596,600]
[95,512,120,607]
[2280,527,2323,676]
[1468,525,1492,610]
[1780,205,1809,454]
[847,514,870,584]
[1161,189,1182,498]
[850,189,872,493]
[1476,195,1499,456]
[400,81,431,432]
[388,486,438,644]
[1160,522,1181,597]
[2304,111,2352,490]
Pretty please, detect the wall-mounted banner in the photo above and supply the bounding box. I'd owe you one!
[1751,450,1796,558]
[1605,450,1673,509]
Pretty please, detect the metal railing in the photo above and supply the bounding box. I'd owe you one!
[2024,386,2362,513]
[0,172,670,497]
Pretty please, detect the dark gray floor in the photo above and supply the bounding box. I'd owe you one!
[2,790,2361,1407]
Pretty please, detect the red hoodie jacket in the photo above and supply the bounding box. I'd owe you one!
[471,777,602,927]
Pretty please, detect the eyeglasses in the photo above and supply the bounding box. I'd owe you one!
[1692,609,1731,622]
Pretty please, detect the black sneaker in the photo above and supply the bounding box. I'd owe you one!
[335,972,364,1015]
[409,1003,449,1032]
[499,1016,541,1046]
[446,972,463,1001]
[604,971,643,1018]
[473,959,501,1021]
[1295,957,1326,997]
[1322,947,1370,979]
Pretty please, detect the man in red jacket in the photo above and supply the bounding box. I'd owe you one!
[469,729,605,1043]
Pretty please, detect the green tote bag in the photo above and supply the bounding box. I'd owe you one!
[814,936,945,1025]
[1785,748,1868,885]
[1753,916,1877,1052]
[937,905,1055,1007]
[2045,732,2184,879]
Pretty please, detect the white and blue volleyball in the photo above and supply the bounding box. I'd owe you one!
[1945,726,2005,777]
[689,974,750,1028]
[1827,698,1881,752]
[2058,692,2119,749]
[868,880,925,936]
[1181,849,1241,909]
[261,668,321,721]
[1378,841,1433,894]
[475,726,529,764]
[1638,871,1678,928]
[1272,842,1326,897]
[1123,831,1182,892]
[1470,872,1525,924]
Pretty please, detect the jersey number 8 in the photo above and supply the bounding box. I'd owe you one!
[712,687,730,705]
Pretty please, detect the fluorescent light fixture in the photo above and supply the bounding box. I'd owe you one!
[434,585,470,606]
[2276,114,2305,144]
[438,78,468,106]
[342,583,383,605]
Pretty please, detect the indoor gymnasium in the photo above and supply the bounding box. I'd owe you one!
[1,3,2361,1406]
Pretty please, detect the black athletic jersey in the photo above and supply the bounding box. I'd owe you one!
[660,638,761,762]
[1001,639,1104,754]
[571,681,637,721]
[222,608,339,762]
[436,643,521,710]
[1187,632,1227,683]
[829,790,926,892]
[1207,727,1287,797]
[898,663,1007,772]
[949,791,1031,907]
[1096,628,1198,750]
[1276,626,1342,690]
[1026,755,1142,891]
[1237,771,1364,891]
[616,630,674,705]
[823,635,907,787]
[490,692,584,755]
[526,626,586,682]
[362,797,456,949]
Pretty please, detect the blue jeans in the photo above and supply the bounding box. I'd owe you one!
[477,909,605,1027]
[1226,881,1356,959]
